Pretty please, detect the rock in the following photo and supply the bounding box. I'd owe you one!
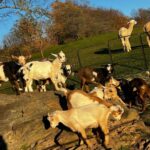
[0,90,149,150]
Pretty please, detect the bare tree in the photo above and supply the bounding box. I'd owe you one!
[0,0,50,19]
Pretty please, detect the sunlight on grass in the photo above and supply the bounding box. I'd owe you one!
[0,28,150,94]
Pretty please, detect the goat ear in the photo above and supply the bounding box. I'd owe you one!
[11,55,18,60]
[60,50,64,54]
[51,53,58,58]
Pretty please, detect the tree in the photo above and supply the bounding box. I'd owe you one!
[47,1,82,44]
[3,17,45,55]
[0,0,50,19]
[133,9,150,25]
[47,1,128,43]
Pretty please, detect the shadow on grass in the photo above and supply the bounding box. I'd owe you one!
[116,63,145,71]
[94,45,148,55]
[94,48,123,54]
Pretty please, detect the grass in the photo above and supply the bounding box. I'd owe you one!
[35,27,150,76]
[0,27,150,93]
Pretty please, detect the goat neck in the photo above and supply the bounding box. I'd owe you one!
[52,57,62,69]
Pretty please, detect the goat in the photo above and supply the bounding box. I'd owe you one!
[89,83,126,106]
[130,78,150,112]
[66,89,112,109]
[48,103,124,149]
[143,21,150,47]
[57,75,125,108]
[18,51,66,92]
[0,55,31,95]
[103,84,126,106]
[36,64,72,92]
[118,78,135,108]
[78,64,114,92]
[119,20,137,52]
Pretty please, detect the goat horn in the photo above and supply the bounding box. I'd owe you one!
[11,55,18,60]
[51,53,58,58]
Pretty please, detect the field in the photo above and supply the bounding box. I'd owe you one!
[34,27,150,76]
[0,28,150,150]
[1,27,150,93]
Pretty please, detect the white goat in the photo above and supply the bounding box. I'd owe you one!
[119,20,137,52]
[37,64,72,92]
[48,103,124,148]
[143,21,150,47]
[66,89,112,109]
[18,51,66,92]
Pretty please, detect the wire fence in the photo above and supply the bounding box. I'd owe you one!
[107,32,149,77]
[0,32,150,92]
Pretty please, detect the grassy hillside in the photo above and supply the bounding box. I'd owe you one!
[0,27,150,94]
[34,26,150,76]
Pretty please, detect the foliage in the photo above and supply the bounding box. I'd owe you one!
[0,0,150,55]
[47,1,128,44]
[133,8,150,25]
[3,17,45,55]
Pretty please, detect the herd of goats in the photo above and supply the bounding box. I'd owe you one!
[0,47,150,149]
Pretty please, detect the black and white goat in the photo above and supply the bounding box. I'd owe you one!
[78,64,115,92]
[0,55,31,95]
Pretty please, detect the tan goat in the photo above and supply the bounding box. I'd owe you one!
[143,21,150,47]
[48,103,124,149]
[119,20,137,52]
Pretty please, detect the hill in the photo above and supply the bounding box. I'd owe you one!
[0,29,150,150]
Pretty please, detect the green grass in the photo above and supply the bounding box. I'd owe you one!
[35,27,150,76]
[0,27,150,93]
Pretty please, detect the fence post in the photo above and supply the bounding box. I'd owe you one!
[77,49,82,68]
[139,33,148,70]
[108,40,117,75]
[108,40,113,65]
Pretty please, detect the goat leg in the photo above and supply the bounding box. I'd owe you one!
[54,129,64,146]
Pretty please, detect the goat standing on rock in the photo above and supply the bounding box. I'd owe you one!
[48,103,124,149]
[18,51,66,92]
[36,64,72,92]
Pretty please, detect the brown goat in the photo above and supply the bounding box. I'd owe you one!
[130,78,150,112]
[77,64,114,92]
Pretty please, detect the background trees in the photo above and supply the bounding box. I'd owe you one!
[46,1,128,44]
[0,0,149,55]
